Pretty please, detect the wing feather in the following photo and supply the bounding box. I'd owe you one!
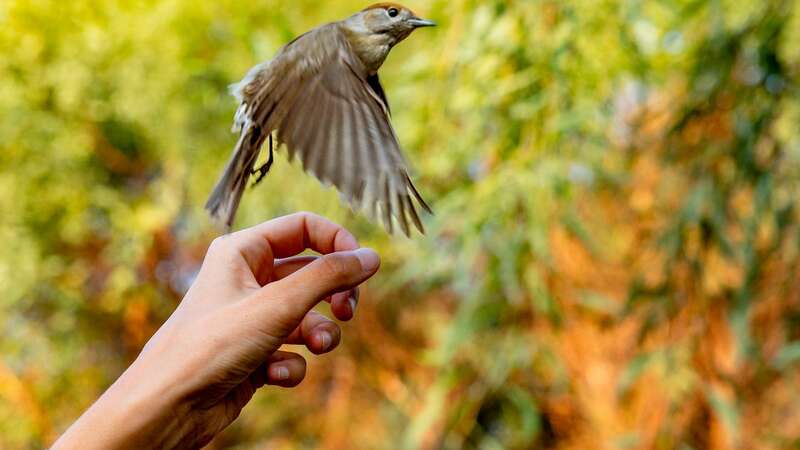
[348,102,369,206]
[331,100,348,189]
[318,97,340,184]
[382,174,394,235]
[291,82,323,160]
[304,92,331,176]
[396,190,410,236]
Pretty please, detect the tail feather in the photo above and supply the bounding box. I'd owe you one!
[205,126,264,229]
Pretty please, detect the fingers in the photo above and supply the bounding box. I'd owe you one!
[284,310,341,354]
[247,248,380,337]
[265,351,307,388]
[205,212,360,288]
[239,213,358,258]
[274,257,359,320]
[330,287,358,320]
[273,256,318,281]
[215,212,360,286]
[251,212,360,257]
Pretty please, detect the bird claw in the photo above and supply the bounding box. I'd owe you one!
[251,134,274,188]
[252,162,271,186]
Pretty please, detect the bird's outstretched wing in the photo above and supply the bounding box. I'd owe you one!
[232,23,431,235]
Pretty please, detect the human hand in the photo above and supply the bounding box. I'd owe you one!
[53,212,380,449]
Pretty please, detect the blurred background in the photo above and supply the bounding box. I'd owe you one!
[1,0,800,448]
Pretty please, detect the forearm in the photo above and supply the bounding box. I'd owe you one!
[52,359,198,450]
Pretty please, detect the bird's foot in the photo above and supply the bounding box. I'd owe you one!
[251,134,274,187]
[251,160,272,186]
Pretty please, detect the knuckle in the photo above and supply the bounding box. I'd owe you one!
[207,236,232,255]
[316,255,353,284]
[293,211,316,222]
[293,211,333,230]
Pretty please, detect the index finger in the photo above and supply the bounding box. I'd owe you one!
[247,212,359,256]
[228,212,360,282]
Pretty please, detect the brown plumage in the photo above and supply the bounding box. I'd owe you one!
[205,4,436,235]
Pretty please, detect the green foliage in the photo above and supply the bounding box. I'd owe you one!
[1,0,799,449]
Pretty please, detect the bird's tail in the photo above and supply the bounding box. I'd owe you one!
[205,125,265,230]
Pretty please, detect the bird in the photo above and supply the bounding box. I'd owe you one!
[205,3,436,236]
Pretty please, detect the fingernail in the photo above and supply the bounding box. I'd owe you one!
[348,296,357,317]
[274,366,289,381]
[354,248,380,272]
[319,332,332,351]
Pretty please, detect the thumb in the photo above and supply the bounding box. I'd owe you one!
[248,248,380,337]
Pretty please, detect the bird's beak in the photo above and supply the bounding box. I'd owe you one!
[407,17,437,28]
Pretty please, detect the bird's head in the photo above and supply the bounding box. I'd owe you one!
[348,3,436,45]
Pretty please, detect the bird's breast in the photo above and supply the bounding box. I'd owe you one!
[347,33,393,74]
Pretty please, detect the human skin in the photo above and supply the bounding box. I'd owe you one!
[51,212,381,449]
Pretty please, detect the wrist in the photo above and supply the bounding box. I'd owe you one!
[52,354,197,450]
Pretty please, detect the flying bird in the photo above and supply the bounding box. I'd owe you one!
[206,3,436,235]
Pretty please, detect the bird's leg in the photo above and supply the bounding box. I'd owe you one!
[252,134,274,186]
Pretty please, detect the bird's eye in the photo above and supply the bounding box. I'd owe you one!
[387,8,399,18]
